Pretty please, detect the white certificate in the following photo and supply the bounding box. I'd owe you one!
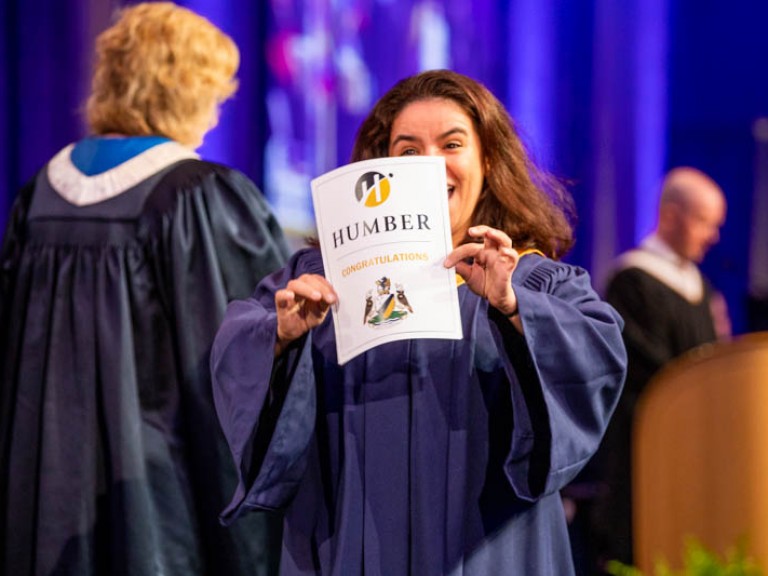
[311,156,463,364]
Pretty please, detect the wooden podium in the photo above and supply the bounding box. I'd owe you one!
[633,332,768,571]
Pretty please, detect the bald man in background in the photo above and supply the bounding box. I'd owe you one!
[588,167,728,571]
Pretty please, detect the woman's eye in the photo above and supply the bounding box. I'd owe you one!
[400,148,418,156]
[445,142,461,150]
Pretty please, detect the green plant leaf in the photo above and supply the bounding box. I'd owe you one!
[603,537,764,576]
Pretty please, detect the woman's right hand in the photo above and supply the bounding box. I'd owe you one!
[274,274,337,356]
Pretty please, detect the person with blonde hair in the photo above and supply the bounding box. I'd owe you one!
[0,3,289,575]
[211,69,626,575]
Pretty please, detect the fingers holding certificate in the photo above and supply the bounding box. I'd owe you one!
[275,274,338,356]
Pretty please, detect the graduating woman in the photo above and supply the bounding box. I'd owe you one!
[0,3,289,575]
[211,69,627,575]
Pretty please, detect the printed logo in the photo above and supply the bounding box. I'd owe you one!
[364,276,414,326]
[355,172,393,207]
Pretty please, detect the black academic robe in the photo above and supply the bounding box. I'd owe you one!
[0,157,290,576]
[590,265,717,566]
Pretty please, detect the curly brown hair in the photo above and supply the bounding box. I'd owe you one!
[86,2,239,148]
[351,70,575,259]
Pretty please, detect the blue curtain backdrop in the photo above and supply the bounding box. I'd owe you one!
[2,0,767,334]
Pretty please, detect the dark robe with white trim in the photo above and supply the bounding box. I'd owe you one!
[590,247,718,566]
[0,145,290,576]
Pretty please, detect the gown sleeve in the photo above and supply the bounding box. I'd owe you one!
[494,255,627,501]
[0,176,37,340]
[0,175,38,466]
[143,161,292,392]
[211,249,321,524]
[150,162,292,309]
[144,162,292,547]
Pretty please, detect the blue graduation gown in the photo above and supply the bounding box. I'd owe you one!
[212,248,627,576]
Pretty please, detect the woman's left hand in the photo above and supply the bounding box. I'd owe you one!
[444,225,520,317]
